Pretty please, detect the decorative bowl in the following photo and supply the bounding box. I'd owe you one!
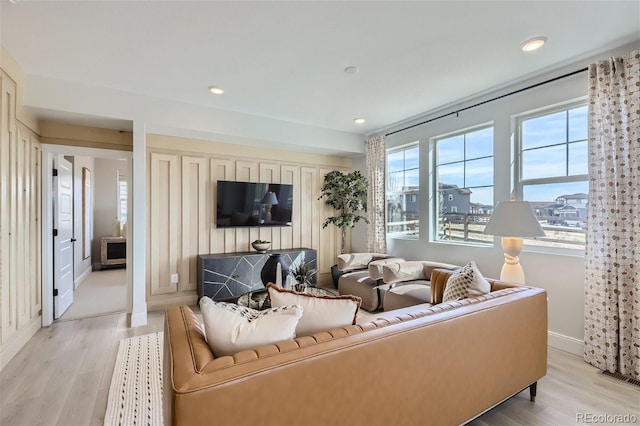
[251,241,271,253]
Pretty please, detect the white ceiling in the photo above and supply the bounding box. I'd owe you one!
[1,1,639,148]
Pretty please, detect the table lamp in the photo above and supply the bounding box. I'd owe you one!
[261,192,279,223]
[483,199,545,284]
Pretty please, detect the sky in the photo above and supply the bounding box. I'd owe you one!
[387,105,588,206]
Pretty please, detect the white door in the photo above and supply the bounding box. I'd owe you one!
[54,155,74,318]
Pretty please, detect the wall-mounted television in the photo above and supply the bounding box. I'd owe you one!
[216,180,293,228]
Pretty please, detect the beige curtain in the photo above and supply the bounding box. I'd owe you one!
[365,136,386,253]
[585,50,639,380]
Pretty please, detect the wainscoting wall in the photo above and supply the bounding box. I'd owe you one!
[146,134,353,309]
[0,64,42,370]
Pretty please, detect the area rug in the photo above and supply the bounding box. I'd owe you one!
[104,332,164,426]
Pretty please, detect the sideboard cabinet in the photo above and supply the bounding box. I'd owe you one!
[197,248,317,301]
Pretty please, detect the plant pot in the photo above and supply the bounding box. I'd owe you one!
[294,281,308,293]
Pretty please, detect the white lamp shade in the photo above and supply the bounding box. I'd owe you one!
[483,200,545,238]
[261,192,279,205]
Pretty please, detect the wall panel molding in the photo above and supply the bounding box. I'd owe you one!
[149,152,179,295]
[0,68,42,369]
[1,71,18,345]
[210,159,234,254]
[180,156,208,292]
[146,138,352,306]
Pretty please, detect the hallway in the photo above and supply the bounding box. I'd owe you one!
[58,268,127,321]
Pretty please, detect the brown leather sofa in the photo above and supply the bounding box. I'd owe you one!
[164,269,548,426]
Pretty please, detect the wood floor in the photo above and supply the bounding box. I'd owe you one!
[59,269,127,321]
[1,311,638,426]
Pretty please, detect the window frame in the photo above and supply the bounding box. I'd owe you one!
[117,170,127,225]
[432,123,494,246]
[514,98,588,255]
[386,142,420,239]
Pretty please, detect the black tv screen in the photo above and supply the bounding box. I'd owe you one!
[216,180,293,228]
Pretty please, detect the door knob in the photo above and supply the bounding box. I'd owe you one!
[70,238,77,242]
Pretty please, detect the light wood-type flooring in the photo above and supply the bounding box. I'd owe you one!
[1,310,638,426]
[59,269,127,321]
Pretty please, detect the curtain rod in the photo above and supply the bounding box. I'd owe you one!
[385,67,589,137]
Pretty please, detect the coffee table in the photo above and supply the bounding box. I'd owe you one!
[237,285,337,310]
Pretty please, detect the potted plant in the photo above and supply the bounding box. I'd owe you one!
[318,170,368,288]
[290,260,316,292]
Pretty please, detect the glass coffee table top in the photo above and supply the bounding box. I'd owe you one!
[237,285,337,310]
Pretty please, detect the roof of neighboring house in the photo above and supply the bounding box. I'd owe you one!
[439,183,472,195]
[557,193,588,200]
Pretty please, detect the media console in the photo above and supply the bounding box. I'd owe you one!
[197,248,317,301]
[101,236,126,267]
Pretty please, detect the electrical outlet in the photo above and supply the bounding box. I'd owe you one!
[170,273,179,284]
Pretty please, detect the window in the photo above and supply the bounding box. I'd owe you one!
[386,144,419,236]
[434,126,494,244]
[117,170,127,225]
[517,102,588,250]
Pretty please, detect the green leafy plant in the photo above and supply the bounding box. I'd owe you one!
[290,260,316,286]
[318,170,369,254]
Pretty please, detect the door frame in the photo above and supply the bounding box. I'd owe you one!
[41,144,133,326]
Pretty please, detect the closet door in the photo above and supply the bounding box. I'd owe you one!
[16,125,30,328]
[1,71,18,344]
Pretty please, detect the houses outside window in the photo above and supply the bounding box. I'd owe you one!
[516,102,588,251]
[434,126,494,244]
[386,144,419,236]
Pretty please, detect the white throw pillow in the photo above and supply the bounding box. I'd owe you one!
[199,296,303,357]
[267,285,361,336]
[442,261,490,302]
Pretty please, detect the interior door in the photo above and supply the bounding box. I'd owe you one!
[54,155,74,318]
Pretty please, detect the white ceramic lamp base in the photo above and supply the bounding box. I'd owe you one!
[500,236,526,284]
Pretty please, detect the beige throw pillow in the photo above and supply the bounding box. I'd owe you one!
[442,261,490,302]
[199,296,303,357]
[267,284,361,336]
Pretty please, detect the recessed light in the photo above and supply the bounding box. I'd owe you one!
[521,37,547,52]
[208,86,224,95]
[354,117,366,124]
[344,66,359,74]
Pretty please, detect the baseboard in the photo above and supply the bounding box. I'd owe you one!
[74,266,92,289]
[548,331,583,356]
[128,311,148,328]
[146,295,198,312]
[316,272,331,287]
[0,316,41,371]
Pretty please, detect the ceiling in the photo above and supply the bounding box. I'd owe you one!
[1,1,639,146]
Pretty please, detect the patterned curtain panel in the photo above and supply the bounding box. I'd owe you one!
[585,50,639,380]
[365,136,386,253]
